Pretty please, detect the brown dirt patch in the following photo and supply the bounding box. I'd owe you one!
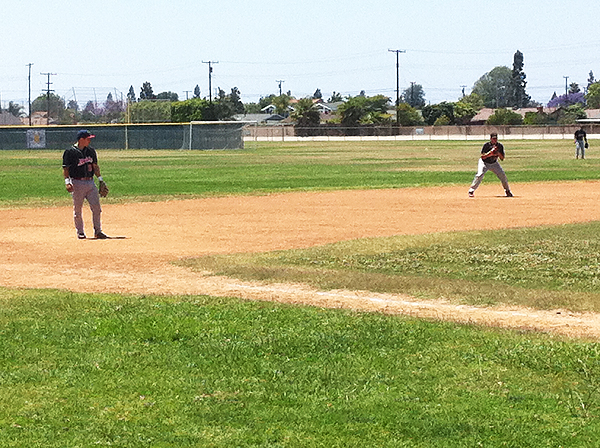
[2,181,600,340]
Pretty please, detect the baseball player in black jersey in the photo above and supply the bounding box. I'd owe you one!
[574,127,588,159]
[62,130,109,239]
[468,133,513,198]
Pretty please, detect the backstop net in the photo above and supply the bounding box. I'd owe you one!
[0,122,255,150]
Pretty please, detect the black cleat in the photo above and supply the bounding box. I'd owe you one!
[95,232,109,239]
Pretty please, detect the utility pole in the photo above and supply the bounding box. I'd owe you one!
[40,72,56,125]
[564,76,569,97]
[184,90,192,100]
[27,63,33,125]
[276,80,285,96]
[202,61,218,102]
[388,49,406,130]
[461,85,467,98]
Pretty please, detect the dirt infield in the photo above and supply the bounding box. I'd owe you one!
[2,181,600,339]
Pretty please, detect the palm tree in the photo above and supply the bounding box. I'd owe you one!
[291,98,321,136]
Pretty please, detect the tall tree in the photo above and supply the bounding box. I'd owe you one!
[193,85,201,98]
[588,71,596,91]
[127,86,136,103]
[509,50,530,108]
[402,83,426,108]
[312,88,322,100]
[228,87,244,114]
[139,82,156,100]
[568,83,581,94]
[472,66,513,108]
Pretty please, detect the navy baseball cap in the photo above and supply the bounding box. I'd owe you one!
[76,130,95,140]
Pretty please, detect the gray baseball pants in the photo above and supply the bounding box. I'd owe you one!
[576,140,586,158]
[469,159,510,192]
[71,179,102,235]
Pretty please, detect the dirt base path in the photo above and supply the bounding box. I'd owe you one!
[2,181,600,339]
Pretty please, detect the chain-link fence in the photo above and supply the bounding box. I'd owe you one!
[0,122,252,150]
[246,124,600,141]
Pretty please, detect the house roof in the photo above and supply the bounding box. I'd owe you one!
[471,107,559,122]
[0,112,23,125]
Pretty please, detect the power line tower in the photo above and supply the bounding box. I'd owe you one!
[40,72,56,125]
[388,49,406,130]
[202,61,218,102]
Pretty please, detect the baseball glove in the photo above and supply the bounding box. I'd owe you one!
[99,180,109,198]
[585,142,589,149]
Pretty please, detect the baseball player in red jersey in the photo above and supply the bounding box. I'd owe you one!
[468,133,513,198]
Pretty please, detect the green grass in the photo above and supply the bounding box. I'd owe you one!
[179,221,600,313]
[0,139,598,207]
[2,288,600,447]
[3,140,600,445]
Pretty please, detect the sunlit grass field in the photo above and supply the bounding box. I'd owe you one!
[1,140,600,446]
[0,139,598,207]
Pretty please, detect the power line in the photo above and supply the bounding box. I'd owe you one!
[26,63,33,125]
[202,61,218,102]
[388,49,406,127]
[276,80,285,96]
[40,72,56,125]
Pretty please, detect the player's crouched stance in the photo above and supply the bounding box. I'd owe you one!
[62,130,110,239]
[468,133,513,198]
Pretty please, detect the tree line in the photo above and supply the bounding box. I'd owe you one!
[2,50,599,127]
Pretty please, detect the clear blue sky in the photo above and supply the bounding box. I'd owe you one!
[2,0,599,109]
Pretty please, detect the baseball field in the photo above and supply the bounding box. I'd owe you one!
[1,140,600,446]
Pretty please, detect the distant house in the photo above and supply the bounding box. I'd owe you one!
[253,99,342,124]
[578,109,600,123]
[469,108,495,125]
[265,114,287,122]
[0,112,22,125]
[470,107,558,124]
[260,104,277,114]
[20,111,53,125]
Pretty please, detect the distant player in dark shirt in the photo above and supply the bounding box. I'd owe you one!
[574,127,588,159]
[468,133,513,198]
